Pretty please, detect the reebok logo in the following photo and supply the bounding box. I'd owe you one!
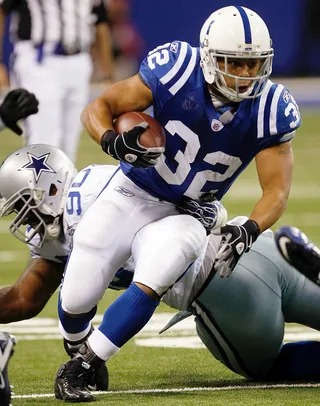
[114,186,135,197]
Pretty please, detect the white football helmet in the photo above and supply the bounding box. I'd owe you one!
[200,6,274,102]
[0,144,78,247]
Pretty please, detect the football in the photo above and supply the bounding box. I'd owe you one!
[114,112,166,149]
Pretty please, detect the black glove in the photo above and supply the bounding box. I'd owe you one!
[101,123,164,168]
[214,220,260,277]
[108,268,134,291]
[0,88,39,135]
[177,196,227,232]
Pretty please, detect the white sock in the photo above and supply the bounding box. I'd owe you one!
[88,329,120,361]
[59,321,92,343]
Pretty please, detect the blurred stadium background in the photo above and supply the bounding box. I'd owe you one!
[0,0,320,405]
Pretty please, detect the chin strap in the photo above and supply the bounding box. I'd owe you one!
[46,217,61,240]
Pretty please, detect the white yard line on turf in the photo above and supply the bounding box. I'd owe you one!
[1,315,320,347]
[0,251,27,262]
[12,383,320,399]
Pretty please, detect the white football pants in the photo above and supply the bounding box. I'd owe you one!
[61,169,207,314]
[11,42,93,162]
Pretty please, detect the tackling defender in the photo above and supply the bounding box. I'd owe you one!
[0,87,38,406]
[159,224,320,381]
[0,145,117,392]
[56,6,301,401]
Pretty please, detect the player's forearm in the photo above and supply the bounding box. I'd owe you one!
[0,259,64,323]
[0,286,33,323]
[0,286,11,300]
[81,97,115,144]
[249,190,288,232]
[81,75,154,144]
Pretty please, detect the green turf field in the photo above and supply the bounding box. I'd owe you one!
[0,108,320,405]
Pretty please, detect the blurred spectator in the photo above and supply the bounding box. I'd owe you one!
[93,0,144,82]
[0,0,114,162]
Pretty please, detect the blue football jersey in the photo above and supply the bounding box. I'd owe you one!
[121,41,301,202]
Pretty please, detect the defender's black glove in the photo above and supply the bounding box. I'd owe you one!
[0,88,39,135]
[101,123,164,168]
[108,268,134,291]
[214,220,260,277]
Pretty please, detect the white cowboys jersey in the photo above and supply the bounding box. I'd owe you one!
[28,164,118,264]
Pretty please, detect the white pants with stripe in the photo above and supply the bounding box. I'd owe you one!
[61,170,207,314]
[190,235,320,379]
[11,41,93,162]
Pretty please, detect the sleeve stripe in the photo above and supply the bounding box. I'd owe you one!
[169,47,197,95]
[194,302,249,377]
[257,81,273,138]
[160,42,188,85]
[269,85,284,135]
[279,130,296,142]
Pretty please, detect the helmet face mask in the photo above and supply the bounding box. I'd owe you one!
[0,190,52,247]
[0,144,78,247]
[200,6,274,102]
[207,51,273,101]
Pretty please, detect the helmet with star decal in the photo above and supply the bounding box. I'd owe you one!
[0,144,77,247]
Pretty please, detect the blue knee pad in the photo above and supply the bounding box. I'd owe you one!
[58,292,97,334]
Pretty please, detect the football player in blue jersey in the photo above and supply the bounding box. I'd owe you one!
[55,6,301,401]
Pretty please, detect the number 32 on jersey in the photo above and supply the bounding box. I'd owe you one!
[155,120,242,199]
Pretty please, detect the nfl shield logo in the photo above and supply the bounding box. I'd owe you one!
[170,42,179,53]
[283,90,290,103]
[211,119,224,132]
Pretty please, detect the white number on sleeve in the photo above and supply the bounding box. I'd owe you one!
[285,101,300,129]
[147,43,170,70]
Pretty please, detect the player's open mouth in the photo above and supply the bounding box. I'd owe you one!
[238,86,249,93]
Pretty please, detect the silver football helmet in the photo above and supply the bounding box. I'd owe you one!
[200,6,274,102]
[0,144,78,247]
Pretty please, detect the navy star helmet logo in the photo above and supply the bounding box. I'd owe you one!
[20,152,56,182]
